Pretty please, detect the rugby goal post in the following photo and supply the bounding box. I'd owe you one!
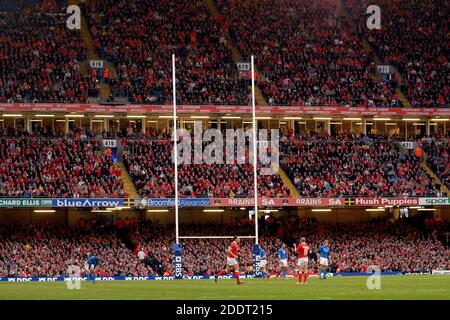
[171,55,262,279]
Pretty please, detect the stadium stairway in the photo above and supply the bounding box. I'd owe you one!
[270,144,300,197]
[420,162,450,196]
[69,0,115,101]
[206,0,269,106]
[114,162,139,199]
[336,0,411,107]
[271,162,300,197]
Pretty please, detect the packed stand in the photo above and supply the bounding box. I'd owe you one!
[0,220,154,277]
[84,0,248,105]
[279,131,442,197]
[215,0,402,107]
[0,130,126,198]
[122,136,290,198]
[108,214,450,275]
[0,214,448,277]
[0,1,97,103]
[419,134,450,189]
[343,0,449,108]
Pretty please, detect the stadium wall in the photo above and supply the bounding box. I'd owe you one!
[0,207,448,225]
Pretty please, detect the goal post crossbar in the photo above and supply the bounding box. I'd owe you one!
[178,236,256,239]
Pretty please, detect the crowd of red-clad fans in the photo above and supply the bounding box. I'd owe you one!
[215,0,402,107]
[0,220,155,277]
[0,1,98,103]
[418,134,450,189]
[343,0,449,108]
[0,128,126,198]
[122,136,290,198]
[83,0,248,105]
[0,213,448,277]
[0,126,448,199]
[280,131,444,197]
[0,0,447,107]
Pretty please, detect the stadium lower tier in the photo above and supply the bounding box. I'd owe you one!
[0,215,448,277]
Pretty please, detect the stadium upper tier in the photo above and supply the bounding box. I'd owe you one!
[84,0,248,105]
[343,0,449,109]
[0,0,447,107]
[215,0,403,107]
[0,3,97,103]
[0,216,448,277]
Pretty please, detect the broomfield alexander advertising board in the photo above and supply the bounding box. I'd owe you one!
[0,197,449,208]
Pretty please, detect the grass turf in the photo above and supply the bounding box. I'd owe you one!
[0,275,449,300]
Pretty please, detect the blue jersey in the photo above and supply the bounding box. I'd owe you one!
[277,248,286,260]
[260,249,266,260]
[319,246,330,259]
[86,256,98,265]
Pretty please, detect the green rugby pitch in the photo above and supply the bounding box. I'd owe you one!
[0,275,449,300]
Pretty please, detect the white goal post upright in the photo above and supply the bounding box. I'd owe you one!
[251,55,259,245]
[172,54,180,245]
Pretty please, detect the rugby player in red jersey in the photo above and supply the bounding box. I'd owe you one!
[295,237,310,284]
[214,236,243,285]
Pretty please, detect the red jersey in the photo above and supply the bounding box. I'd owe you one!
[227,241,239,258]
[296,243,309,258]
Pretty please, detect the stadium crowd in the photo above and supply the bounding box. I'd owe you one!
[122,137,290,198]
[0,129,126,198]
[343,0,449,108]
[0,1,97,103]
[215,0,402,107]
[419,134,450,189]
[280,132,443,197]
[0,0,447,107]
[83,0,248,104]
[0,221,155,277]
[122,131,446,198]
[0,214,448,277]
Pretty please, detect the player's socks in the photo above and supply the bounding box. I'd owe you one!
[234,271,241,284]
[283,271,287,279]
[298,273,302,283]
[216,270,227,278]
[303,273,308,284]
[319,270,323,279]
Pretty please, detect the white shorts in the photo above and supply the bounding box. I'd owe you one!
[260,260,267,267]
[297,258,308,266]
[319,257,329,266]
[227,257,238,267]
[85,263,95,271]
[280,259,288,267]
